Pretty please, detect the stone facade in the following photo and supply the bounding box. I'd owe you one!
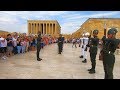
[28,20,61,37]
[72,18,120,39]
[0,30,9,37]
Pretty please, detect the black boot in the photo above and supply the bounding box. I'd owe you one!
[89,70,95,74]
[37,58,42,61]
[79,55,83,58]
[82,59,87,63]
[87,68,93,71]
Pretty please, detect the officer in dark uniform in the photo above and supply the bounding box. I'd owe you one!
[102,28,118,79]
[87,30,99,74]
[61,36,65,52]
[36,31,42,61]
[57,34,64,54]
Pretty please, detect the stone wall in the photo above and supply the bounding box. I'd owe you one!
[72,18,120,39]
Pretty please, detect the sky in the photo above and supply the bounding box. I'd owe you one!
[0,11,120,34]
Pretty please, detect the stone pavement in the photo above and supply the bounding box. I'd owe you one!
[0,43,120,79]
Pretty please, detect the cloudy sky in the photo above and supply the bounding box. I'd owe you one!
[0,11,120,34]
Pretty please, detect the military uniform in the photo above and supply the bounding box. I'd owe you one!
[88,30,99,74]
[58,34,64,54]
[82,34,89,63]
[102,28,118,79]
[79,34,85,58]
[36,32,42,61]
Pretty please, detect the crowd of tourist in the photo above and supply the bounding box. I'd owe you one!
[0,32,57,60]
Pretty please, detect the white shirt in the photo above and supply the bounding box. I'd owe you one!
[12,37,17,47]
[0,37,7,47]
[83,37,89,45]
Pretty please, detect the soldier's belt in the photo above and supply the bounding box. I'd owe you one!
[91,45,97,47]
[103,50,114,55]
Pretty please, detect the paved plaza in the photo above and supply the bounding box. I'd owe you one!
[0,43,120,79]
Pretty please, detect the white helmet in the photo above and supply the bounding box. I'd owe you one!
[82,33,85,37]
[85,32,90,36]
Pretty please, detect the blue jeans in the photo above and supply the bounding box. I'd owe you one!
[17,46,22,54]
[21,46,26,53]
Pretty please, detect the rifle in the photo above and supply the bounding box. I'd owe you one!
[99,28,107,61]
[84,30,92,51]
[86,30,92,47]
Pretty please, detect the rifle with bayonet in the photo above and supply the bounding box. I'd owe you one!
[99,28,106,61]
[86,30,92,47]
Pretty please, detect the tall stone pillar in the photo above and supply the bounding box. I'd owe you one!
[39,23,40,33]
[32,23,33,34]
[36,23,38,35]
[37,23,40,33]
[52,23,53,35]
[29,23,32,34]
[43,23,44,35]
[34,23,35,34]
[28,23,30,35]
[33,23,35,34]
[46,23,48,34]
[55,23,56,34]
[49,23,50,35]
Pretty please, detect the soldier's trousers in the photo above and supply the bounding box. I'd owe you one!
[36,46,41,59]
[58,44,62,53]
[103,53,115,79]
[90,53,97,70]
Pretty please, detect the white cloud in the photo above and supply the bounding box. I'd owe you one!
[66,11,120,20]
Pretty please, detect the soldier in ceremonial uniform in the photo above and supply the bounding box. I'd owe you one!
[102,28,118,79]
[82,32,89,63]
[79,34,85,58]
[88,30,99,74]
[36,31,42,61]
[57,34,64,54]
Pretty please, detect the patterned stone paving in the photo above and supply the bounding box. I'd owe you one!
[0,43,120,79]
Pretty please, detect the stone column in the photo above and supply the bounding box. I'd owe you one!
[40,23,41,33]
[55,23,56,34]
[46,23,48,34]
[36,23,38,35]
[43,23,44,35]
[49,23,50,35]
[30,23,32,35]
[34,23,35,34]
[32,23,33,34]
[52,23,53,34]
[28,23,30,35]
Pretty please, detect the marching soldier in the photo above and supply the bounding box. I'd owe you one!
[36,31,42,61]
[102,28,118,79]
[88,30,99,74]
[57,34,64,54]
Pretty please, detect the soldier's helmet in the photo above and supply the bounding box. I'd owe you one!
[82,33,85,37]
[85,32,90,36]
[107,28,118,35]
[93,30,99,35]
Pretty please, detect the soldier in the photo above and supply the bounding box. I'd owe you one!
[88,30,99,74]
[61,36,65,52]
[36,31,42,61]
[79,34,85,58]
[57,34,64,54]
[102,28,118,79]
[82,32,89,63]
